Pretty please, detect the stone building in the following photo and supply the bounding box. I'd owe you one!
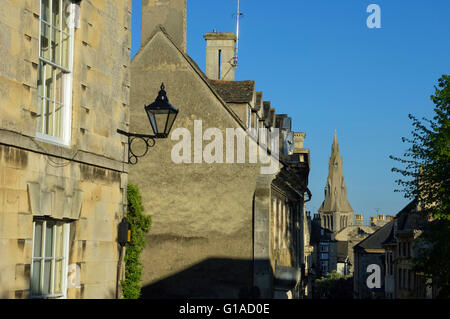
[0,0,131,298]
[353,199,439,299]
[382,200,436,299]
[300,210,315,298]
[318,130,353,233]
[129,0,311,299]
[310,217,337,277]
[313,131,376,277]
[353,221,393,299]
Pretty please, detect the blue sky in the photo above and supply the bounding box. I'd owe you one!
[131,0,450,221]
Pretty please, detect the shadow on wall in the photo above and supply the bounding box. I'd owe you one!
[140,258,262,299]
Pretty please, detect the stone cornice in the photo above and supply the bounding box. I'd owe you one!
[0,128,128,173]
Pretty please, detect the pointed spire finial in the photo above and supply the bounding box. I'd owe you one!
[332,129,339,154]
[318,129,353,232]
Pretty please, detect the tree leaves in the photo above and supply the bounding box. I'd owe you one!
[391,75,450,298]
[121,183,152,299]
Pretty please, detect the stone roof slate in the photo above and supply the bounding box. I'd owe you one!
[255,92,262,111]
[208,80,255,103]
[262,101,271,122]
[355,221,394,251]
[337,241,349,262]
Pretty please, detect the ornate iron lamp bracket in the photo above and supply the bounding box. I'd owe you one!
[117,129,167,165]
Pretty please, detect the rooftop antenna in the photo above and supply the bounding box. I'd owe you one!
[233,0,243,67]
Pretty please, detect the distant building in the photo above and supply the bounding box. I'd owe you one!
[354,199,439,299]
[310,217,337,278]
[382,200,436,299]
[312,131,377,278]
[318,130,353,234]
[353,221,394,299]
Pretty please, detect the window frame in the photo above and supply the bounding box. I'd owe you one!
[320,243,329,253]
[320,260,329,274]
[36,0,75,146]
[30,218,70,299]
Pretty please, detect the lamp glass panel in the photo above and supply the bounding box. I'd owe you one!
[154,110,169,135]
[146,110,158,135]
[165,110,178,135]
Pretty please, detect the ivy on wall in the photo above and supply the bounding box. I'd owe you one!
[121,183,152,299]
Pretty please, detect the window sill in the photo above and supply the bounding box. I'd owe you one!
[30,294,65,299]
[35,132,71,149]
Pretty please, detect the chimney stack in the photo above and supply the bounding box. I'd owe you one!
[354,214,363,226]
[142,0,187,52]
[370,216,377,227]
[203,32,236,81]
[293,132,306,153]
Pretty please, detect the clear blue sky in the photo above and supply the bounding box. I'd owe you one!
[131,0,450,222]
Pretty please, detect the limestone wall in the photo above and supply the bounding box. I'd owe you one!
[0,145,128,298]
[0,0,131,166]
[130,31,277,298]
[0,0,131,299]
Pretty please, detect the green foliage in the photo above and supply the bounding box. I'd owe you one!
[314,271,353,299]
[121,183,152,299]
[390,75,450,298]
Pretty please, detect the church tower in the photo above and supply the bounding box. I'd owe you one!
[319,130,354,233]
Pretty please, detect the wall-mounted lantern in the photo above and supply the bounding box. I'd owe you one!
[117,83,179,164]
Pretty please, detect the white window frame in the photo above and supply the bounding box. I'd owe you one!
[247,105,251,129]
[36,0,75,146]
[31,218,70,299]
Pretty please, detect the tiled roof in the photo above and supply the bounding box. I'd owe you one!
[265,108,275,127]
[355,221,394,251]
[262,101,271,121]
[337,241,349,262]
[208,80,255,103]
[255,92,262,111]
[382,200,425,246]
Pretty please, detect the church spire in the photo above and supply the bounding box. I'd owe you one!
[319,130,353,232]
[332,129,338,152]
